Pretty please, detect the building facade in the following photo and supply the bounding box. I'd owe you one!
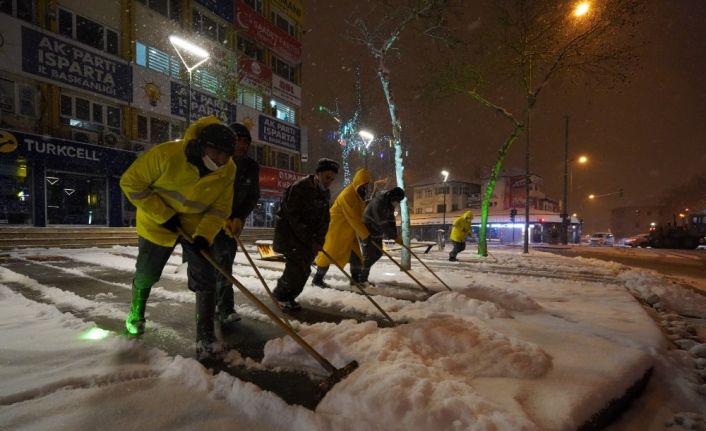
[408,170,581,244]
[0,0,305,227]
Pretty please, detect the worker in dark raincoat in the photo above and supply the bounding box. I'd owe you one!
[271,158,339,311]
[350,187,405,286]
[211,122,260,327]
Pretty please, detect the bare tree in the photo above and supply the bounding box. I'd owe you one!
[349,0,456,268]
[429,0,644,257]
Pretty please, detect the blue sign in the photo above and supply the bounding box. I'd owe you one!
[259,115,300,151]
[21,27,132,102]
[0,129,136,175]
[194,0,234,21]
[170,82,236,124]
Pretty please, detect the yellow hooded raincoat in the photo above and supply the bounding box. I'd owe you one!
[450,211,474,243]
[314,169,372,268]
[120,116,236,247]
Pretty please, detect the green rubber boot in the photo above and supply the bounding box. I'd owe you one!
[125,285,150,336]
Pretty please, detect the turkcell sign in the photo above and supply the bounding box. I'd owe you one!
[259,115,300,151]
[170,82,236,124]
[21,27,132,102]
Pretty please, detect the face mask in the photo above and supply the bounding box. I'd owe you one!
[202,154,221,172]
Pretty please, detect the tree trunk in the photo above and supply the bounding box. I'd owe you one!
[378,65,411,269]
[478,123,524,257]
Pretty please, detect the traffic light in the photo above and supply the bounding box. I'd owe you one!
[510,208,517,222]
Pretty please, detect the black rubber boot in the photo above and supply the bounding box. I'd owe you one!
[312,266,331,288]
[195,291,220,359]
[125,285,150,336]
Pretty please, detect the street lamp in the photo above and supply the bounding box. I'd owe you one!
[441,169,449,238]
[561,115,589,245]
[169,35,210,127]
[359,130,374,169]
[574,2,591,17]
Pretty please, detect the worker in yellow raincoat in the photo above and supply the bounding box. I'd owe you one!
[120,116,235,358]
[449,211,474,261]
[312,168,372,288]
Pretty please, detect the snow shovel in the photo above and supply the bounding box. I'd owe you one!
[317,248,396,326]
[233,234,294,330]
[177,228,359,391]
[398,242,452,292]
[370,241,432,296]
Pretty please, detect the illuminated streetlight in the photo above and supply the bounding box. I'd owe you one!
[169,35,210,127]
[359,130,375,169]
[574,2,590,17]
[577,155,589,164]
[588,194,595,199]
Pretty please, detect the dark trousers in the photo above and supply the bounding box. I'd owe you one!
[211,230,237,317]
[273,249,316,302]
[449,240,466,259]
[134,236,217,294]
[350,237,383,282]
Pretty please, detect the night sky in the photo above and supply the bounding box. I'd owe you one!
[299,0,706,233]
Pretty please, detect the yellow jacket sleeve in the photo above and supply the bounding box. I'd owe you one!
[120,144,175,224]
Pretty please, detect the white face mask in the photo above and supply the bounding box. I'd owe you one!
[202,154,221,172]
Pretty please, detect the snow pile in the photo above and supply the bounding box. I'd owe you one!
[618,269,706,318]
[263,316,551,430]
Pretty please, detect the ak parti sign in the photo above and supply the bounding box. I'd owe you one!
[259,166,305,194]
[234,0,302,64]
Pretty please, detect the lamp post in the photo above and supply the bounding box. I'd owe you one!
[441,169,449,236]
[169,35,210,127]
[359,130,374,169]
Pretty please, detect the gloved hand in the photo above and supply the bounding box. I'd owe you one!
[394,236,403,245]
[192,235,210,252]
[161,214,181,233]
[312,242,324,254]
[224,218,243,238]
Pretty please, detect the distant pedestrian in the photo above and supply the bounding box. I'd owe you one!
[120,116,235,357]
[211,123,260,328]
[271,158,339,311]
[312,168,372,288]
[449,211,474,261]
[350,187,405,286]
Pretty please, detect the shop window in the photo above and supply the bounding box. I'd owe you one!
[272,56,295,82]
[251,199,278,227]
[135,42,182,79]
[0,79,37,118]
[274,151,294,170]
[46,171,107,225]
[192,69,220,94]
[136,113,183,143]
[58,8,119,55]
[137,0,180,21]
[60,92,121,135]
[0,158,32,225]
[193,8,228,44]
[270,99,296,124]
[0,0,34,23]
[236,36,264,62]
[237,88,264,112]
[243,0,263,14]
[270,10,296,37]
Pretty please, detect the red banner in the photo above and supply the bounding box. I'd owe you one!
[234,0,302,65]
[259,166,306,195]
[239,56,272,91]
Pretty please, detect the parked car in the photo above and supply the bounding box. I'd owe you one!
[624,233,650,248]
[589,232,614,246]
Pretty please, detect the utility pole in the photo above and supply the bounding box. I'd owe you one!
[561,115,569,245]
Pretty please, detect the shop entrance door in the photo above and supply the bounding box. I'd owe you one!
[46,171,107,225]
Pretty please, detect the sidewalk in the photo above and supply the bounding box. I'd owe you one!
[0,246,704,430]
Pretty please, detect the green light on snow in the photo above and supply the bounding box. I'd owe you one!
[80,327,111,341]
